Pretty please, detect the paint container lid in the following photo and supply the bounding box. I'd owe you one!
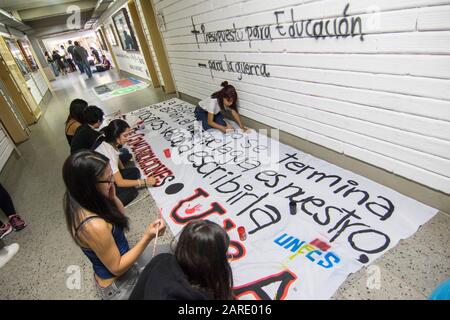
[289,201,297,215]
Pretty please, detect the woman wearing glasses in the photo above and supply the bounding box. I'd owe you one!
[94,119,156,206]
[62,150,166,299]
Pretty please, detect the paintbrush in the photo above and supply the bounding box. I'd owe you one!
[152,208,163,258]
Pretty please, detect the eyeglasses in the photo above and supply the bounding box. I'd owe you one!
[97,179,113,185]
[97,174,114,185]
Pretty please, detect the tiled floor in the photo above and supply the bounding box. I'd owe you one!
[0,69,448,300]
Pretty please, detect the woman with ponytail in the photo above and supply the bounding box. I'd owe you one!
[95,119,156,206]
[194,81,249,133]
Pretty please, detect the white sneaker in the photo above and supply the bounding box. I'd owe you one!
[0,243,19,268]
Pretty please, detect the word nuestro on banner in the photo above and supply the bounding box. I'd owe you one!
[119,98,437,300]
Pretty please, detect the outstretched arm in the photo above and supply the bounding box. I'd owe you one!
[231,109,249,132]
[207,112,232,133]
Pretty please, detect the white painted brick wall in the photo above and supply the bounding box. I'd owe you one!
[136,0,165,86]
[152,0,450,194]
[0,85,19,172]
[104,4,150,80]
[0,127,14,172]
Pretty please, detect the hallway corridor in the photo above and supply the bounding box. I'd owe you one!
[0,70,175,299]
[0,69,448,300]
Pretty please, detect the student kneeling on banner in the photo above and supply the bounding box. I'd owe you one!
[130,219,234,300]
[63,150,167,300]
[95,119,156,206]
[194,81,250,133]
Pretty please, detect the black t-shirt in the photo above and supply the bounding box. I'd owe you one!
[129,253,212,300]
[70,124,101,154]
[67,45,75,55]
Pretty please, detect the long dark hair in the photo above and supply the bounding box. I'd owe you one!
[211,81,238,111]
[66,99,88,124]
[62,150,129,246]
[99,119,130,146]
[174,220,234,300]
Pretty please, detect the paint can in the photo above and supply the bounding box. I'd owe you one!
[163,148,171,158]
[238,226,247,241]
[289,201,297,215]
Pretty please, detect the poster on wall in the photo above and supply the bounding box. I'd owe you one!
[95,29,108,51]
[17,40,39,72]
[112,8,139,51]
[106,24,118,46]
[108,98,438,300]
[4,38,31,78]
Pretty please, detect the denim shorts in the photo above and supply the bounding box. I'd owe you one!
[94,244,172,300]
[95,263,139,300]
[194,105,226,130]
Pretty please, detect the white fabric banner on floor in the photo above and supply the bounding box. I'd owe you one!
[115,98,438,300]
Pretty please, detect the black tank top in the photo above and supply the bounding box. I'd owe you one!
[65,121,78,146]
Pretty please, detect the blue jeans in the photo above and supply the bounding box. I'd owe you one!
[95,244,172,300]
[74,61,84,74]
[194,105,226,131]
[49,62,59,76]
[81,61,92,78]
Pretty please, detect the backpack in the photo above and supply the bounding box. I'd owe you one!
[72,47,83,62]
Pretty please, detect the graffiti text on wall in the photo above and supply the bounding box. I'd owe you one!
[191,4,364,48]
[202,55,270,80]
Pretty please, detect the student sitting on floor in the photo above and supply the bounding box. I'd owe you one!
[65,98,88,146]
[0,183,27,239]
[95,119,156,206]
[95,55,111,72]
[129,219,234,300]
[70,106,104,154]
[194,81,249,133]
[62,150,166,300]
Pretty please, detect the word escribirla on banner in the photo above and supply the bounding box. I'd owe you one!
[123,98,437,300]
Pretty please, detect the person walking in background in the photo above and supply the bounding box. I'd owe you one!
[44,51,59,77]
[59,45,68,69]
[0,183,27,239]
[67,40,83,74]
[61,44,76,72]
[72,41,92,79]
[52,50,67,76]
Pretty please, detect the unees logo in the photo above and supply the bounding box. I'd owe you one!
[274,233,340,269]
